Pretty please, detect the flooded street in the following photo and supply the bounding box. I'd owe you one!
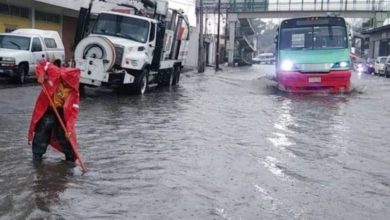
[1,65,390,219]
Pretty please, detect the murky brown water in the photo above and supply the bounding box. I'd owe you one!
[0,65,390,219]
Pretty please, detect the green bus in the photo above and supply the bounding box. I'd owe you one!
[275,16,352,93]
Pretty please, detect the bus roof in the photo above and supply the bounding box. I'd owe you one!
[281,16,346,28]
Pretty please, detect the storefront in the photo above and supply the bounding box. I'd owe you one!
[0,0,79,61]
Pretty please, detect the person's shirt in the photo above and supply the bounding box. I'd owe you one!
[52,81,72,108]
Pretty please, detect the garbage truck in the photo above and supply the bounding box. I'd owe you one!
[74,0,190,94]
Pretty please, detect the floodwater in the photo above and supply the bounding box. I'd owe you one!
[0,65,390,219]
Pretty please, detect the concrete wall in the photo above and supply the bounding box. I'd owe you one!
[0,3,71,61]
[367,30,390,58]
[62,16,78,61]
[185,26,199,68]
[35,21,61,34]
[0,14,31,32]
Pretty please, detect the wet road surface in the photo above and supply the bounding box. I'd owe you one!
[0,65,390,219]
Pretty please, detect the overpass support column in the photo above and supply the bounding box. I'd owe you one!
[228,14,238,67]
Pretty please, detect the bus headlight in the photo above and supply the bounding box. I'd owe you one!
[280,60,295,71]
[332,61,350,70]
[340,61,348,68]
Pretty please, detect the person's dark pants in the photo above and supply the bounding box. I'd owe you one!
[32,108,75,161]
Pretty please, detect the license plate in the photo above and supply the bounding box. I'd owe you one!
[309,77,321,83]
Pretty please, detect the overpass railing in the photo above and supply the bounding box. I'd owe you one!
[228,0,390,13]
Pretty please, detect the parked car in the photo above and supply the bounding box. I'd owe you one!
[253,53,275,64]
[0,29,65,83]
[374,56,387,76]
[384,56,390,78]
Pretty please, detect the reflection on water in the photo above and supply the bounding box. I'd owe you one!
[1,67,390,219]
[32,161,74,213]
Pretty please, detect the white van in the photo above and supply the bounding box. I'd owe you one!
[374,56,387,76]
[253,53,275,64]
[0,29,65,83]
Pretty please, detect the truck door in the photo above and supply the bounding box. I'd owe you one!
[147,22,156,65]
[31,37,46,72]
[151,22,166,71]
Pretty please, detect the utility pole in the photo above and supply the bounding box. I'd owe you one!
[224,9,228,59]
[198,0,205,73]
[215,0,221,71]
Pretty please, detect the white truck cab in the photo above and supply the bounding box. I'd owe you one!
[0,29,65,83]
[75,0,190,94]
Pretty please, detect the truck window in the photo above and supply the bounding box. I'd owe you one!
[179,20,189,40]
[92,13,150,43]
[149,23,156,42]
[44,38,57,48]
[32,38,42,52]
[0,35,30,50]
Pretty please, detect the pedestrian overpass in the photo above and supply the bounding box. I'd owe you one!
[225,0,390,66]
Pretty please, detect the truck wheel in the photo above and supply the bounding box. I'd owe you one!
[14,63,27,84]
[173,66,181,85]
[134,69,149,95]
[159,69,174,87]
[79,84,86,97]
[168,68,174,86]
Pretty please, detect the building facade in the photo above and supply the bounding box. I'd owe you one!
[0,0,83,61]
[363,24,390,59]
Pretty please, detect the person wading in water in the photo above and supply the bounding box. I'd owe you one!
[28,60,80,162]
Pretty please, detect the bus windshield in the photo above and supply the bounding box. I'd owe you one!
[92,14,150,43]
[280,26,347,50]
